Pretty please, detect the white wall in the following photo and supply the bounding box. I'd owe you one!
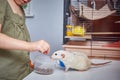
[26,0,64,60]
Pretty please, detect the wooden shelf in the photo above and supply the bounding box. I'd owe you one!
[86,32,120,35]
[65,32,120,40]
[65,34,92,39]
[63,44,120,51]
[63,44,120,60]
[63,44,91,49]
[63,44,92,56]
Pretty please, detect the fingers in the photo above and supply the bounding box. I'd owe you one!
[28,40,50,54]
[38,40,50,54]
[22,0,31,3]
[44,47,50,54]
[39,45,50,54]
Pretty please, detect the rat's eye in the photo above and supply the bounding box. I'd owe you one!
[55,53,57,55]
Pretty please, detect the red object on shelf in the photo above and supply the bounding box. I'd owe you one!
[30,60,34,69]
[102,41,120,47]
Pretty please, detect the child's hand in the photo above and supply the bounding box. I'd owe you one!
[43,49,49,54]
[28,40,50,54]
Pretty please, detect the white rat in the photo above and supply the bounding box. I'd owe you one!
[51,50,112,72]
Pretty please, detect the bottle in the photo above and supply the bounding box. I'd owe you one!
[66,17,73,36]
[66,25,73,36]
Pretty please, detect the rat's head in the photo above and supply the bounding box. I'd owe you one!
[51,50,66,60]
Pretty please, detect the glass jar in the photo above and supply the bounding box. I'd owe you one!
[33,54,55,75]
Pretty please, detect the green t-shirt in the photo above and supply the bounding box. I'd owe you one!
[0,0,31,80]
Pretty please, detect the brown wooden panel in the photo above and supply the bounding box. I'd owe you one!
[92,15,120,32]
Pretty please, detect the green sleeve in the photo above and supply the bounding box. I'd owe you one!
[0,0,7,25]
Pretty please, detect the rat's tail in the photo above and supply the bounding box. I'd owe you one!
[91,61,112,66]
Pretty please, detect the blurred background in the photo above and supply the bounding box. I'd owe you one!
[25,0,64,60]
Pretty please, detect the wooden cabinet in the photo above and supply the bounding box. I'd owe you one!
[63,0,120,60]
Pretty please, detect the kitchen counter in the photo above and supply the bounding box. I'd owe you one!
[23,59,120,80]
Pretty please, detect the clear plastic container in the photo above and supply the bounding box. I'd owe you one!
[33,54,55,75]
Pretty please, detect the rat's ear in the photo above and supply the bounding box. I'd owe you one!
[61,53,65,58]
